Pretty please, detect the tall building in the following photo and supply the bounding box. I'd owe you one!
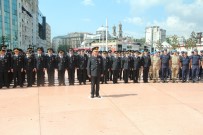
[0,0,51,51]
[112,25,116,37]
[145,26,166,51]
[46,23,51,48]
[118,23,123,39]
[0,0,19,49]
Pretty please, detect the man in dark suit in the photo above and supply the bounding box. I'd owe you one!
[87,47,103,98]
[112,51,121,84]
[122,51,131,83]
[0,49,11,88]
[141,50,151,83]
[101,51,110,84]
[67,48,77,85]
[132,51,141,83]
[46,48,56,86]
[77,49,88,85]
[11,48,24,88]
[35,47,46,86]
[56,50,67,86]
[24,51,36,87]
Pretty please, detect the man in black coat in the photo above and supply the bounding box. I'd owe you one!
[0,49,11,88]
[112,51,121,84]
[132,51,141,83]
[56,50,67,86]
[121,51,131,83]
[24,51,36,87]
[67,48,77,85]
[101,51,110,84]
[11,48,24,88]
[35,47,46,86]
[141,50,151,83]
[46,48,56,86]
[77,49,88,85]
[87,47,103,98]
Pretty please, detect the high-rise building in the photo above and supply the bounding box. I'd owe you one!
[145,26,166,51]
[0,0,51,51]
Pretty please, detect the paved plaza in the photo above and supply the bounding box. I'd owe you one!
[0,81,203,135]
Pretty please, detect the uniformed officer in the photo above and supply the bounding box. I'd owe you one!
[107,50,113,81]
[122,51,131,83]
[11,48,24,88]
[67,48,77,85]
[190,49,201,83]
[46,48,56,86]
[152,51,161,83]
[101,51,110,84]
[171,50,180,83]
[56,50,67,86]
[77,49,88,85]
[0,49,11,88]
[178,51,184,80]
[112,51,121,84]
[36,47,46,86]
[141,49,151,83]
[199,50,203,80]
[87,47,103,98]
[149,52,154,81]
[132,51,141,83]
[24,51,36,87]
[181,51,190,83]
[160,49,171,83]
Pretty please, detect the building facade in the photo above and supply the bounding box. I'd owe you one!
[0,0,50,51]
[145,26,166,52]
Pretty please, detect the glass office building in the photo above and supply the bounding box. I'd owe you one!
[0,0,18,49]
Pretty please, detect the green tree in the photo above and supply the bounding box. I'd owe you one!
[166,35,179,50]
[57,45,70,53]
[185,31,197,50]
[155,40,163,51]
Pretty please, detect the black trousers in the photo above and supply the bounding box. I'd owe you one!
[0,71,9,88]
[123,69,129,83]
[13,69,22,86]
[68,69,75,84]
[143,67,149,82]
[37,69,44,86]
[26,70,33,86]
[108,69,113,81]
[101,70,108,83]
[58,70,65,85]
[78,69,87,84]
[161,67,168,81]
[91,76,100,96]
[113,70,118,83]
[133,69,139,83]
[47,69,55,85]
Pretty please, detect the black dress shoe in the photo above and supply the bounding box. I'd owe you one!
[20,85,23,88]
[96,95,101,98]
[13,85,17,88]
[91,95,94,98]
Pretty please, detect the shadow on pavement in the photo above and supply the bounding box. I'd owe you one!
[103,94,138,98]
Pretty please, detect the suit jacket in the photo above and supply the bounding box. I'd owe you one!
[35,54,46,70]
[0,55,11,72]
[112,56,121,70]
[141,55,151,68]
[77,54,88,69]
[67,54,77,69]
[24,56,36,70]
[11,55,24,70]
[87,56,103,77]
[132,56,141,69]
[46,55,56,70]
[56,55,67,71]
[102,56,110,71]
[121,56,131,70]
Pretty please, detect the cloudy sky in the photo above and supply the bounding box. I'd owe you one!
[39,0,203,39]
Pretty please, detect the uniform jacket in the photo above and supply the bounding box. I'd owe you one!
[87,56,104,77]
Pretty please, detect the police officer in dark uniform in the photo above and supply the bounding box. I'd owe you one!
[46,48,56,86]
[190,49,201,83]
[181,51,190,83]
[67,48,77,85]
[199,50,203,80]
[87,47,103,98]
[24,50,36,87]
[56,50,67,86]
[77,49,88,85]
[160,49,171,83]
[0,49,11,88]
[107,50,113,81]
[36,47,46,86]
[101,51,110,84]
[112,51,121,84]
[11,48,24,88]
[132,51,141,83]
[122,51,131,83]
[141,49,151,83]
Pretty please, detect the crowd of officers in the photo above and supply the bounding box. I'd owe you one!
[0,44,203,89]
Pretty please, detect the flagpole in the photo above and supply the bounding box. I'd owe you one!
[106,18,108,51]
